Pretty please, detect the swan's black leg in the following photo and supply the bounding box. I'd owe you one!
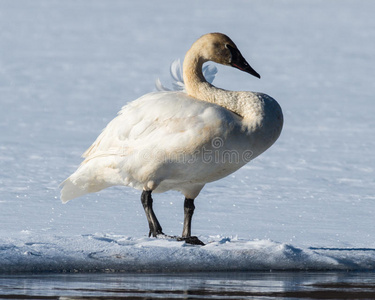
[182,198,195,237]
[179,198,205,245]
[141,190,163,237]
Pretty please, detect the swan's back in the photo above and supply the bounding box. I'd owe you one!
[84,91,239,157]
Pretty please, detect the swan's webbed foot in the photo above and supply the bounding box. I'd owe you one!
[155,234,205,246]
[149,229,164,238]
[177,236,205,246]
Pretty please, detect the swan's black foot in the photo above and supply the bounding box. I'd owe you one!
[149,230,164,238]
[155,234,204,246]
[177,236,205,246]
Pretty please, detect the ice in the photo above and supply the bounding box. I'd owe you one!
[1,234,375,273]
[1,0,375,272]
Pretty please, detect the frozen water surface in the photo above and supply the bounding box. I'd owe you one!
[0,0,375,280]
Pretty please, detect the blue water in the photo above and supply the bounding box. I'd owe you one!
[1,271,375,299]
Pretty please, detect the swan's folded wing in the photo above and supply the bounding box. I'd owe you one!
[82,91,238,163]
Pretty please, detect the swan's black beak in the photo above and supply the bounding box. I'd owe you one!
[228,45,261,79]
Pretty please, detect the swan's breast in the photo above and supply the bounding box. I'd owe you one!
[241,92,283,158]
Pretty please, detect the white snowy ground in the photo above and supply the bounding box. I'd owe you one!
[0,0,374,272]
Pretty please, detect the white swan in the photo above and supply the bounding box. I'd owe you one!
[60,33,283,245]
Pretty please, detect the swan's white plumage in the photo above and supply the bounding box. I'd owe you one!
[61,91,246,202]
[60,33,283,204]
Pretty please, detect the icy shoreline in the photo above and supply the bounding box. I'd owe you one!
[2,234,375,273]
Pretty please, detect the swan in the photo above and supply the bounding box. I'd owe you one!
[60,33,283,245]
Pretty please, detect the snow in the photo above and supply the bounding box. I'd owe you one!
[1,0,375,273]
[2,234,375,273]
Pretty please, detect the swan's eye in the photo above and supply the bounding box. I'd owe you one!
[225,44,236,62]
[224,44,233,63]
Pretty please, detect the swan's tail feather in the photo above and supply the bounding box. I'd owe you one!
[60,178,88,203]
[60,157,124,203]
[155,59,217,92]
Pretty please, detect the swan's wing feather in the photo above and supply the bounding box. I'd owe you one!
[155,59,185,92]
[156,59,217,91]
[170,59,184,90]
[155,78,171,91]
[170,59,184,91]
[202,64,218,84]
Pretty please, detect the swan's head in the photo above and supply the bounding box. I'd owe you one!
[195,32,260,79]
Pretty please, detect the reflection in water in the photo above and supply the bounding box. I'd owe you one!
[1,272,375,299]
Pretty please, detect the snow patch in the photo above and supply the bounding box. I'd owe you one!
[1,234,375,273]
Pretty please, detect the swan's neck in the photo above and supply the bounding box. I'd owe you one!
[183,52,243,117]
